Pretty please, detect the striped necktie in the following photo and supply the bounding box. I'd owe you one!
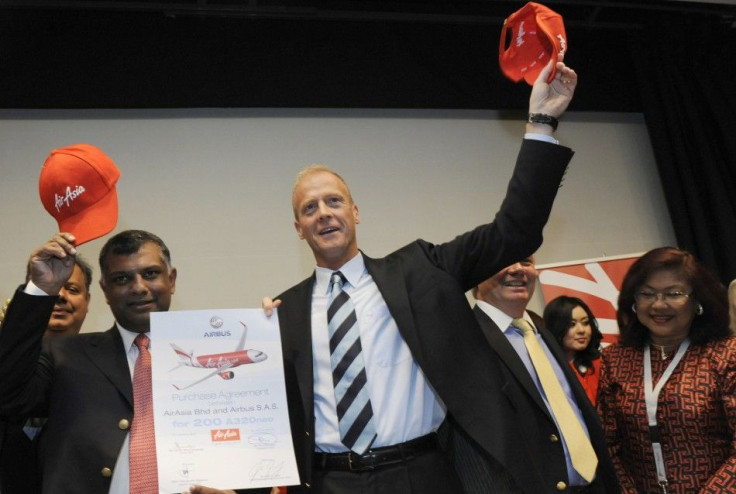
[130,334,159,493]
[511,318,598,482]
[327,271,377,454]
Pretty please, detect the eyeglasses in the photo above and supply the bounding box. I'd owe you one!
[634,291,692,305]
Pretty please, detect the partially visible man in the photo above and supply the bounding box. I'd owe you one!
[31,257,92,338]
[0,230,177,493]
[0,256,93,494]
[447,256,615,492]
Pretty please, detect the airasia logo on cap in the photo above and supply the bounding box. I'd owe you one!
[54,185,87,212]
[516,21,527,47]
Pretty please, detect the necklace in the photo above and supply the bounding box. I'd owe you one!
[650,343,680,360]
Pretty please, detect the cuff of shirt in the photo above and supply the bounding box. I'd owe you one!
[524,133,559,145]
[24,280,53,296]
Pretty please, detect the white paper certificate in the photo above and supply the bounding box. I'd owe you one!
[150,309,299,493]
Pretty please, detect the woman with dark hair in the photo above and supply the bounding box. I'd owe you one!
[597,247,736,493]
[543,296,603,404]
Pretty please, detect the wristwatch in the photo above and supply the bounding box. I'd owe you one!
[527,113,559,131]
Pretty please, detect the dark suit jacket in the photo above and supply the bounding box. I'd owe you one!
[0,416,42,494]
[0,286,49,494]
[452,306,619,492]
[0,290,272,494]
[0,289,133,494]
[274,140,606,491]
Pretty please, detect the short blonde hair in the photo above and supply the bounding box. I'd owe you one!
[292,164,353,218]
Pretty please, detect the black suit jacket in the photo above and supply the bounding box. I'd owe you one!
[274,140,601,490]
[0,289,133,493]
[454,306,619,492]
[0,416,42,494]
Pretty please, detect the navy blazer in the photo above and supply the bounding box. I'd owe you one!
[274,140,599,490]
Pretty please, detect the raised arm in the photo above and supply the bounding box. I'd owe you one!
[0,233,78,413]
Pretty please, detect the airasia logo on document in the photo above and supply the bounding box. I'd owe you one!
[211,428,241,442]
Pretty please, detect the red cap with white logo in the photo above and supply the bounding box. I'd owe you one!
[39,144,120,246]
[499,2,567,85]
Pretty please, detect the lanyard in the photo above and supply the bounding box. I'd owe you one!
[643,339,690,494]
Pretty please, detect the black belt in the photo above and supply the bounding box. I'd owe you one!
[313,433,438,472]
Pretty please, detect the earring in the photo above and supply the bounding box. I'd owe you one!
[631,303,637,314]
[696,303,704,316]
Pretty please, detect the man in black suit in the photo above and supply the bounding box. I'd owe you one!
[0,230,177,493]
[263,59,618,494]
[446,256,616,493]
[0,256,92,494]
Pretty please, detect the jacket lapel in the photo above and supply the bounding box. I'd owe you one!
[83,327,134,408]
[538,328,595,414]
[362,254,423,361]
[473,306,550,414]
[282,275,318,423]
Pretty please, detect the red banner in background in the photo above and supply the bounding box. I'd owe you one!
[537,254,642,346]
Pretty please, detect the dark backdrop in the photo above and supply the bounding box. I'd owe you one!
[1,1,735,284]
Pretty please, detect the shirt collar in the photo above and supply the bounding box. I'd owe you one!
[115,322,150,352]
[315,252,365,295]
[475,300,535,334]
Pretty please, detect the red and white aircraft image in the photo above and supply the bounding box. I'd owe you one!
[169,322,267,390]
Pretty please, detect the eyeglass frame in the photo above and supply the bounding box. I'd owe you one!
[633,290,693,305]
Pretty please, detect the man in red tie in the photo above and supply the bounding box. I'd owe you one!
[0,230,177,493]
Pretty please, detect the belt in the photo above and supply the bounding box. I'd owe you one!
[313,433,438,472]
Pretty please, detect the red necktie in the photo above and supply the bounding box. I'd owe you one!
[130,334,159,493]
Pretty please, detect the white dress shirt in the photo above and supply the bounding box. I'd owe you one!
[107,324,147,494]
[311,253,446,452]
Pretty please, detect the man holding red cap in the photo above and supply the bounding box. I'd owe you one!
[0,230,179,493]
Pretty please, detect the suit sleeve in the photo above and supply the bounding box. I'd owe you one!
[700,341,736,492]
[0,288,56,416]
[419,139,573,292]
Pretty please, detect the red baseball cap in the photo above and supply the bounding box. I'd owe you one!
[39,144,121,246]
[499,2,567,85]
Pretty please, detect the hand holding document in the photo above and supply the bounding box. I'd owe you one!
[150,308,299,493]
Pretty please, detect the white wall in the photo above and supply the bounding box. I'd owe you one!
[0,108,675,331]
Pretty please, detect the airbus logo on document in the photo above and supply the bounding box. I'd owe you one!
[54,185,86,211]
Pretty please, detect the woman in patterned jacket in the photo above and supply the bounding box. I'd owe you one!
[597,247,736,493]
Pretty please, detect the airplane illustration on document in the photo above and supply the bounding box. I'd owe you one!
[169,322,267,390]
